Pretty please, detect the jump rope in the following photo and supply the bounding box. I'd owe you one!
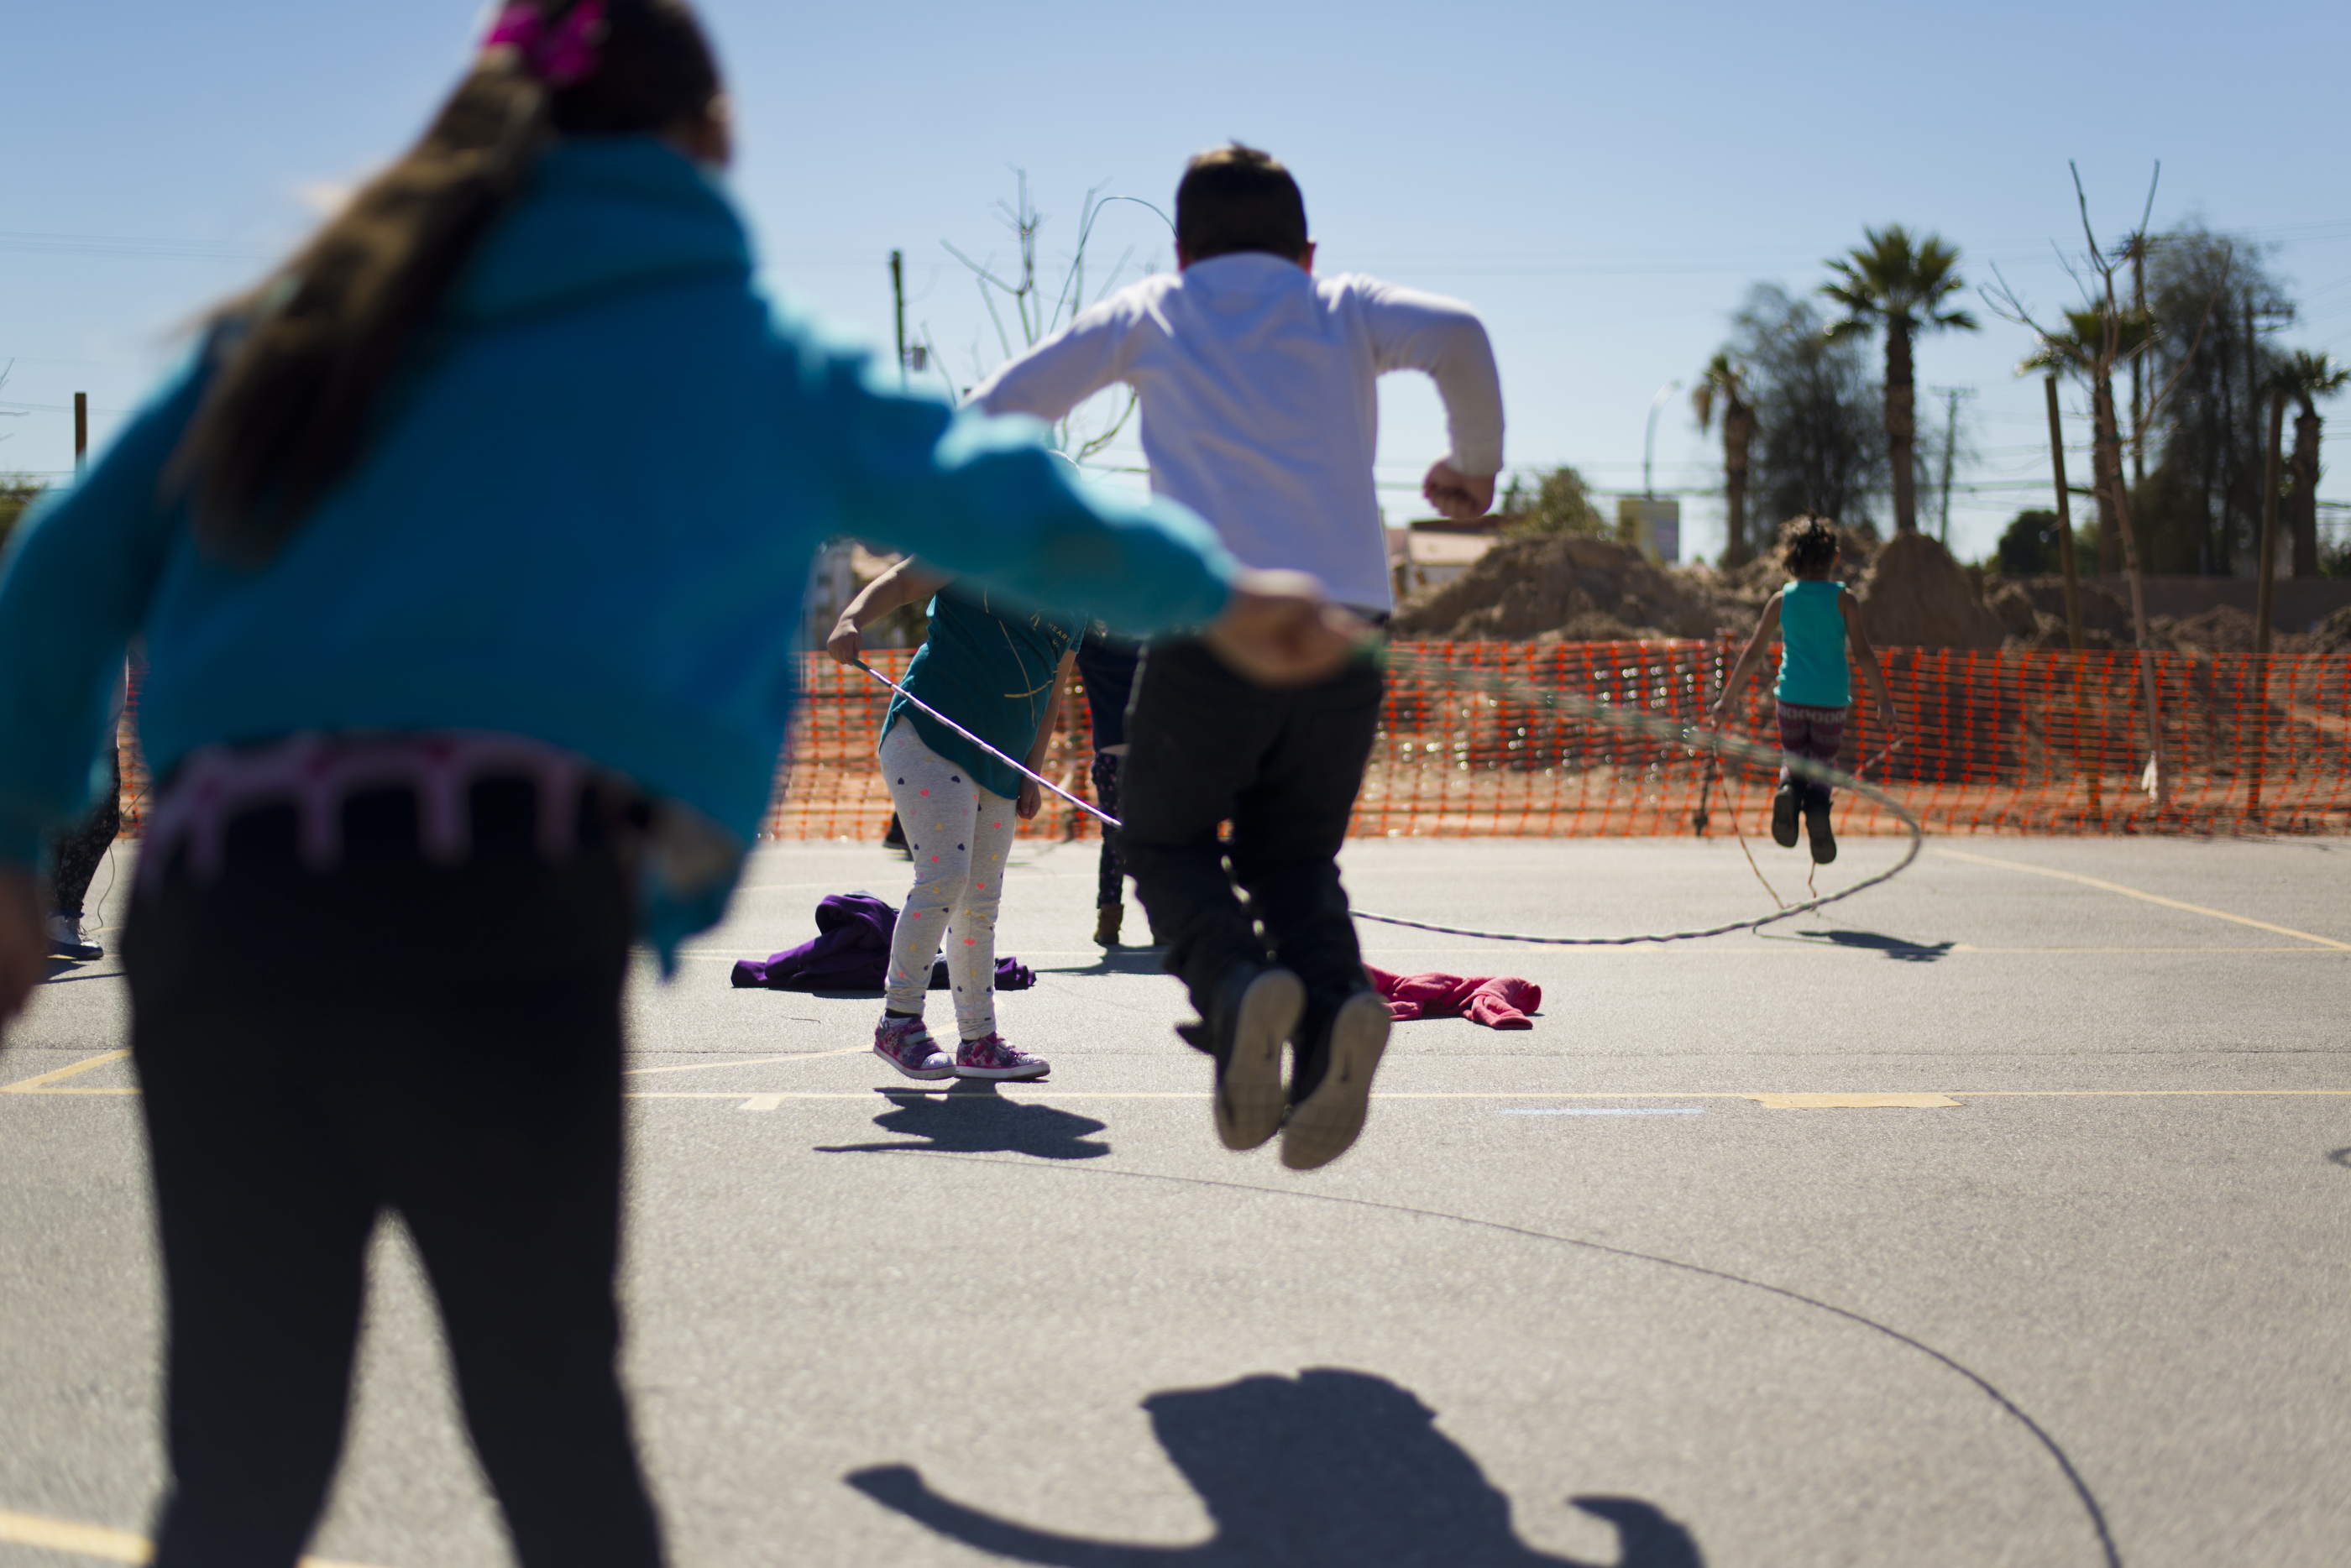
[853,640,1923,947]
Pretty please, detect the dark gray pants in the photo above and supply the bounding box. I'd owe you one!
[1118,638,1382,1041]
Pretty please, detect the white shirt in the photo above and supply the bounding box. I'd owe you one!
[971,253,1504,614]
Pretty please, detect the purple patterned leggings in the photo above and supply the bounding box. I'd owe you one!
[1775,702,1847,807]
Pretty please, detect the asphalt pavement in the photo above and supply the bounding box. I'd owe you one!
[3,830,2347,1567]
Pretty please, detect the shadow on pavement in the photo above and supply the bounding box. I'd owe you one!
[848,1367,1703,1565]
[814,1079,1110,1160]
[1035,949,1167,977]
[2327,1147,2350,1170]
[1790,928,1956,963]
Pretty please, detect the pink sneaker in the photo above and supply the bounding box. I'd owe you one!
[954,1033,1050,1081]
[874,1016,952,1080]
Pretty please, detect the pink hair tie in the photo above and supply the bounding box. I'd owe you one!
[482,0,608,88]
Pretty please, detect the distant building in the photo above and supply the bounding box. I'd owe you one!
[1388,518,1501,603]
[1615,497,1681,564]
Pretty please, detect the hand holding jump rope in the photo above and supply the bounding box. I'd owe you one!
[850,626,1924,946]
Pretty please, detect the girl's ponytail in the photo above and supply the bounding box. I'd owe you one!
[175,0,719,563]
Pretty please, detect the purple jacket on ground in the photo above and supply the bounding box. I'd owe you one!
[730,891,1034,992]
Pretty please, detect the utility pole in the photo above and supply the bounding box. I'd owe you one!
[1938,388,1959,545]
[2256,388,2285,656]
[889,250,908,391]
[74,392,87,478]
[1926,385,1971,546]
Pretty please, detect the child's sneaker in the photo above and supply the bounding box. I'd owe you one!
[1804,798,1836,864]
[1281,989,1390,1171]
[1183,964,1302,1152]
[46,913,103,961]
[954,1033,1050,1081]
[873,1015,952,1080]
[1770,786,1799,849]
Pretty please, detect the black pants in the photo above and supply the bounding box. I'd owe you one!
[49,745,122,916]
[1118,638,1383,1037]
[1089,752,1125,907]
[124,785,662,1568]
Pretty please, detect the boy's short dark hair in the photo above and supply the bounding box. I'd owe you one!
[1778,515,1841,574]
[1176,144,1309,263]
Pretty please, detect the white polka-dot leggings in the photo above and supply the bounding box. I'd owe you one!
[880,722,1018,1038]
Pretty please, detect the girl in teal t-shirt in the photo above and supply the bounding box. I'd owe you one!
[1711,516,1900,864]
[829,558,1081,1081]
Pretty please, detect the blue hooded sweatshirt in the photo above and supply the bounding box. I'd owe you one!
[0,139,1238,954]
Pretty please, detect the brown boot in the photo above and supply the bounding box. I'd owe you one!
[1092,904,1123,949]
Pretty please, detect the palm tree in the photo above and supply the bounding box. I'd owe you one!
[2274,350,2348,578]
[1822,226,1977,536]
[2022,306,2155,574]
[1691,353,1757,568]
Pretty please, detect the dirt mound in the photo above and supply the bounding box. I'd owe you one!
[1852,532,2005,651]
[1998,586,2316,654]
[1390,534,1751,642]
[2307,605,2351,655]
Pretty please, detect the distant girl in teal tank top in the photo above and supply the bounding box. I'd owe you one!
[1710,515,1900,865]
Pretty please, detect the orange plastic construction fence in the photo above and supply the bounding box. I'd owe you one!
[769,640,2351,841]
[112,640,2351,841]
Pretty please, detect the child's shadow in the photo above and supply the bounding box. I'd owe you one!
[848,1367,1702,1565]
[815,1081,1111,1161]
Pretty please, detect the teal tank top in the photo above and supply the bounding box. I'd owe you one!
[884,584,1082,799]
[1773,579,1851,708]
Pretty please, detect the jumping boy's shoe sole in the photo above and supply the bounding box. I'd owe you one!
[1280,991,1390,1172]
[1216,968,1304,1152]
[1804,801,1837,864]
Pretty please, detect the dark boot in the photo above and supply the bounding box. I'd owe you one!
[1092,903,1123,949]
[1770,786,1799,848]
[1804,797,1836,864]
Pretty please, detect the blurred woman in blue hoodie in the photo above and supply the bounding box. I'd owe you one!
[0,4,1348,1563]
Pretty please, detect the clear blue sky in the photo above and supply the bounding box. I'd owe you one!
[6,0,2347,563]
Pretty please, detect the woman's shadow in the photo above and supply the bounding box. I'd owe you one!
[814,1080,1111,1161]
[848,1367,1701,1565]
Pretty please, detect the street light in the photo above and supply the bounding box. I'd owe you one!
[1643,379,1681,498]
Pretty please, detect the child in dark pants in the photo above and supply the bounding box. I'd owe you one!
[1712,515,1900,864]
[1075,625,1145,948]
[974,144,1504,1169]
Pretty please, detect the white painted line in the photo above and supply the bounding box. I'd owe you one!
[622,1048,864,1077]
[1499,1108,1705,1116]
[739,1095,785,1112]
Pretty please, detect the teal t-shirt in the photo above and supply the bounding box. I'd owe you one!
[883,584,1082,799]
[1773,579,1851,708]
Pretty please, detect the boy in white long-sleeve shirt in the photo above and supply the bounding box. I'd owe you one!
[973,144,1504,1169]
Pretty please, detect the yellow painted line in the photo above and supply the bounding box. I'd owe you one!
[0,1505,388,1566]
[621,1048,865,1077]
[1936,848,2351,950]
[1,1049,130,1094]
